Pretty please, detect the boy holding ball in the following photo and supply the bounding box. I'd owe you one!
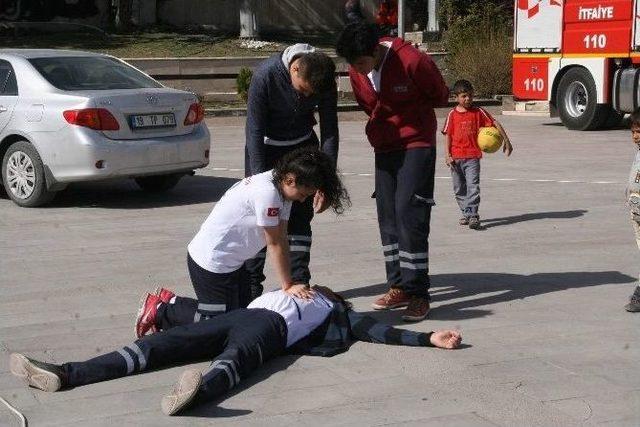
[441,79,513,229]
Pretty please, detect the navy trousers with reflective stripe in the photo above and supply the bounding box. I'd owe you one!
[374,147,435,298]
[187,253,251,320]
[62,308,287,401]
[244,140,316,295]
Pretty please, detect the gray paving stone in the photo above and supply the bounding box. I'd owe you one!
[1,113,640,425]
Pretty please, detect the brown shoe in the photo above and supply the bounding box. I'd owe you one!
[402,296,430,322]
[371,288,410,310]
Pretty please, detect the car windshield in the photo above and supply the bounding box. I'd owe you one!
[29,56,163,91]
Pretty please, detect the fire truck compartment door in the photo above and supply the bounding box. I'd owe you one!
[515,0,563,52]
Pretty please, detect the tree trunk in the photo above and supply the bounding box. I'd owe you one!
[239,0,259,39]
[115,0,133,31]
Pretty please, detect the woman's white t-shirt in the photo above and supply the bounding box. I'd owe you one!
[188,171,292,273]
[247,290,334,347]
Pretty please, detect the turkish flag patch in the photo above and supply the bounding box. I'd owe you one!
[267,207,280,217]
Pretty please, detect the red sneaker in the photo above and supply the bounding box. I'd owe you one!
[371,288,410,310]
[155,287,176,304]
[135,293,161,338]
[401,296,430,322]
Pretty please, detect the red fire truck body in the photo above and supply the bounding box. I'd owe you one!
[513,0,640,129]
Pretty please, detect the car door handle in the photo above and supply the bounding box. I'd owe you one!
[0,106,7,113]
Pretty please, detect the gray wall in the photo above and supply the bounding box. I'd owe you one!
[155,0,387,35]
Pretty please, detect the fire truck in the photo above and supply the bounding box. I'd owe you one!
[513,0,640,130]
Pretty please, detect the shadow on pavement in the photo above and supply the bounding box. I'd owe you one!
[341,270,635,325]
[43,175,239,209]
[480,209,588,229]
[183,355,301,418]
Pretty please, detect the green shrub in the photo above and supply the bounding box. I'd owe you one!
[446,31,512,97]
[236,67,253,103]
[441,1,513,97]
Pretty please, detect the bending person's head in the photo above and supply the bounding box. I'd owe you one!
[290,52,337,97]
[336,22,381,75]
[273,147,351,214]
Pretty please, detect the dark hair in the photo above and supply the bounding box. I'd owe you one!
[336,22,379,64]
[272,146,351,214]
[631,109,640,128]
[297,52,337,95]
[452,79,474,95]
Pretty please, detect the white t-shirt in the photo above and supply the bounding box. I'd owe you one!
[188,171,292,273]
[247,290,334,347]
[367,41,392,93]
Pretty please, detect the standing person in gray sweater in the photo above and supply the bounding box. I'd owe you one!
[244,44,339,299]
[625,110,640,312]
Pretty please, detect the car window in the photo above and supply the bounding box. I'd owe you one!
[0,60,18,96]
[29,56,163,91]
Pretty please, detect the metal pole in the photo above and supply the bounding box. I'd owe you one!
[427,0,439,33]
[398,0,405,39]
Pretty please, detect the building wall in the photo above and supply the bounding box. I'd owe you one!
[155,0,384,35]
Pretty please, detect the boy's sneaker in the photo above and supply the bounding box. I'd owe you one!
[459,217,469,226]
[625,288,640,312]
[135,293,162,338]
[468,216,481,229]
[161,369,202,416]
[372,288,411,310]
[401,296,430,322]
[10,353,65,392]
[154,287,176,304]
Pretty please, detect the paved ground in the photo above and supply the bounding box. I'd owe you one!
[1,110,639,426]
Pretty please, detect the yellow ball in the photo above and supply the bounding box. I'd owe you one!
[477,126,503,153]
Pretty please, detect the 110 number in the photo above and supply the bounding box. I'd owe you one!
[583,34,607,49]
[524,77,544,92]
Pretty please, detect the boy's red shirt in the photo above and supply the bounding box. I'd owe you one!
[348,37,449,153]
[441,106,495,159]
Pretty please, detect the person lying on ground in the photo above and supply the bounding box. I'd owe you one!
[149,146,350,339]
[10,285,462,416]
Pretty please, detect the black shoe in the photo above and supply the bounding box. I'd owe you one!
[625,289,640,312]
[10,353,65,392]
[468,216,480,229]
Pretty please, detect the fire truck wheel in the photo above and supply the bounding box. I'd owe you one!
[557,67,608,131]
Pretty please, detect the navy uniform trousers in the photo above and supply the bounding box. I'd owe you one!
[187,253,251,320]
[244,139,317,297]
[374,146,436,299]
[62,303,287,403]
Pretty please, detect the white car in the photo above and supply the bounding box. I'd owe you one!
[0,49,211,207]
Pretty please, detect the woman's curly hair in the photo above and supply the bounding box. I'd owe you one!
[272,146,351,214]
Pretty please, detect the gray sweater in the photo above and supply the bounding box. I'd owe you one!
[245,44,339,174]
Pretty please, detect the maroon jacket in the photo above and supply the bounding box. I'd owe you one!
[349,38,449,153]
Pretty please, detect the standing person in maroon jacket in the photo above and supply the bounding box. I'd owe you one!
[336,22,449,321]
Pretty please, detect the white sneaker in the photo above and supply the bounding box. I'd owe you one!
[161,369,202,416]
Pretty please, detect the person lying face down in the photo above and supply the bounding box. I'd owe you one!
[10,286,462,416]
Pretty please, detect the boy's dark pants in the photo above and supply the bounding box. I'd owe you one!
[62,307,287,403]
[374,146,435,299]
[451,158,480,218]
[187,253,251,320]
[244,139,317,298]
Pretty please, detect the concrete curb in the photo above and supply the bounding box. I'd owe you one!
[204,98,502,117]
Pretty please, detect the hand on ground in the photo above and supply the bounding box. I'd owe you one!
[430,330,462,349]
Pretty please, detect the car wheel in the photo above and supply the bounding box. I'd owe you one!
[2,141,56,207]
[557,67,609,130]
[135,173,182,192]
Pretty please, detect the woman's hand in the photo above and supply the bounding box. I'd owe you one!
[430,330,462,349]
[284,283,316,300]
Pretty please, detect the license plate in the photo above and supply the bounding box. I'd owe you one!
[130,113,176,129]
